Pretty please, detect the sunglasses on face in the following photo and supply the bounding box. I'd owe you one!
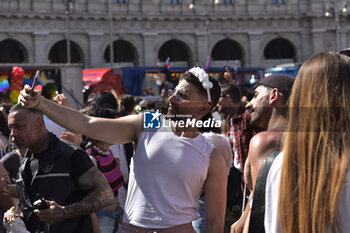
[168,89,207,104]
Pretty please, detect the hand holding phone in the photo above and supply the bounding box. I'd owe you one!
[29,70,40,96]
[33,195,49,210]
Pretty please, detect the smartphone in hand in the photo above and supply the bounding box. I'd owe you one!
[33,199,49,210]
[33,195,49,210]
[29,70,40,96]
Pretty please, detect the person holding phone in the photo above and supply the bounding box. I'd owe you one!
[18,67,228,233]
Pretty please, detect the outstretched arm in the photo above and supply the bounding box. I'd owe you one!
[205,147,228,233]
[19,85,142,145]
[35,167,114,224]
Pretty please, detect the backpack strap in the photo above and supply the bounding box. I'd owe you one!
[248,151,280,233]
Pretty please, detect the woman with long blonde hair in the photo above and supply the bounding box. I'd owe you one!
[265,51,350,233]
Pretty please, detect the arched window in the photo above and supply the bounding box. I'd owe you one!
[48,40,83,63]
[158,39,191,65]
[104,40,138,65]
[211,39,242,61]
[264,38,295,60]
[0,39,28,63]
[211,39,243,67]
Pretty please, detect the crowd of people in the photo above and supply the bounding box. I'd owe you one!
[0,49,347,233]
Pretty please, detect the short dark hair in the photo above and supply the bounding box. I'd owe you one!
[9,103,43,117]
[84,107,116,119]
[120,94,135,113]
[220,83,241,103]
[87,92,118,110]
[155,97,169,115]
[181,71,221,110]
[81,107,116,149]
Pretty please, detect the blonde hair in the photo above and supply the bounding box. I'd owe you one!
[279,51,350,233]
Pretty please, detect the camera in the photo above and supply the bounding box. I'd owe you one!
[33,195,49,210]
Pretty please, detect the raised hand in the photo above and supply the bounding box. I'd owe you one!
[54,93,70,107]
[60,131,82,146]
[19,84,41,108]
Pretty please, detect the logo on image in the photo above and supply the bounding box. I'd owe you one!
[143,110,161,129]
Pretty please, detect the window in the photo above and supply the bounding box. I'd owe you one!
[166,0,180,4]
[272,0,285,4]
[112,0,126,3]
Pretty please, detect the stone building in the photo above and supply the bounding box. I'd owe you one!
[0,0,349,69]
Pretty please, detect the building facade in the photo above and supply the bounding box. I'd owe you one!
[0,0,349,69]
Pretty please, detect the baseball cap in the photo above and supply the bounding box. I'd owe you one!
[258,73,294,95]
[339,48,350,57]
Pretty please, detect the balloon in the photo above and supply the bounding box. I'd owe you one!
[11,66,24,80]
[10,67,24,92]
[9,90,20,103]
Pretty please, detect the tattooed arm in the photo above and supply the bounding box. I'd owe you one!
[64,166,114,217]
[35,167,114,224]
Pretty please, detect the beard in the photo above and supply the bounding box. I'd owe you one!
[249,105,271,129]
[217,105,224,114]
[217,106,228,119]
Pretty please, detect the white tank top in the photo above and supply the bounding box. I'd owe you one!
[265,152,350,233]
[123,125,214,228]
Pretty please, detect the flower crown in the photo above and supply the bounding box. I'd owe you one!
[188,67,213,103]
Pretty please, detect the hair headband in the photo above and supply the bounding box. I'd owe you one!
[188,67,213,103]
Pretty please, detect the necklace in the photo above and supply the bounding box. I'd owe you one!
[91,144,109,156]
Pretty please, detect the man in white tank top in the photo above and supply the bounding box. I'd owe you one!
[19,67,228,233]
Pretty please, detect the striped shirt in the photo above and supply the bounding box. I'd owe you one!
[85,147,124,197]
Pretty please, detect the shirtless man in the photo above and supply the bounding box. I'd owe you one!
[20,67,227,233]
[231,74,294,233]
